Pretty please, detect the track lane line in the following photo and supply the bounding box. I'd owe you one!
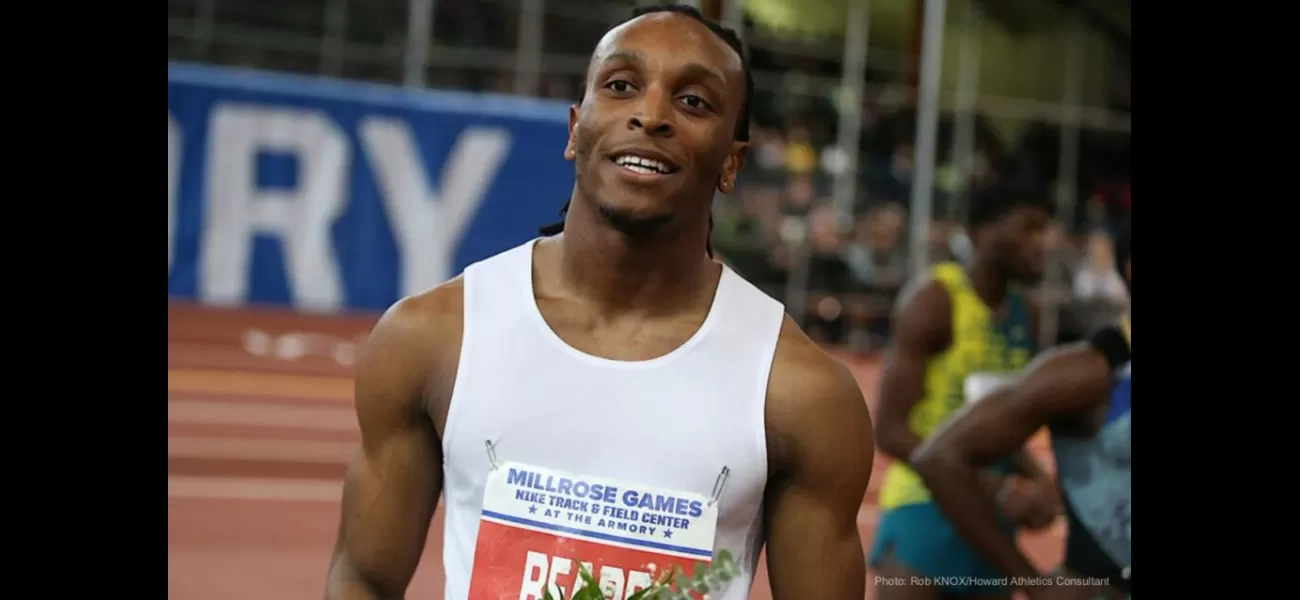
[168,401,357,431]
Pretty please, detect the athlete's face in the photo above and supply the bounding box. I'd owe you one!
[564,13,747,237]
[998,205,1052,282]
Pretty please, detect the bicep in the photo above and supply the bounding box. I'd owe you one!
[337,403,441,587]
[876,341,929,431]
[876,283,949,439]
[331,306,445,596]
[917,346,1109,466]
[766,366,874,600]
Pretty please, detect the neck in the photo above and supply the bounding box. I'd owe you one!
[555,195,715,315]
[966,256,1010,309]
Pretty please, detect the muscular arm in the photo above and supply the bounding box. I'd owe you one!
[326,291,461,600]
[764,318,875,600]
[874,280,950,462]
[910,345,1111,583]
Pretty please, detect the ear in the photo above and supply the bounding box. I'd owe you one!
[716,141,749,194]
[559,105,579,161]
[561,105,582,161]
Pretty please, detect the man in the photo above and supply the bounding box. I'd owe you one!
[870,186,1060,600]
[912,223,1131,600]
[324,5,875,600]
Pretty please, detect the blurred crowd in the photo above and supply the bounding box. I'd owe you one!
[714,108,1130,352]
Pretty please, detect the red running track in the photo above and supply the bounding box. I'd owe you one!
[167,303,1062,600]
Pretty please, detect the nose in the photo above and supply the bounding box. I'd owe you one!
[627,87,674,137]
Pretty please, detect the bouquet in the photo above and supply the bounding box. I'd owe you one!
[541,549,740,600]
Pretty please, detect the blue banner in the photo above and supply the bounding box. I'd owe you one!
[168,62,575,312]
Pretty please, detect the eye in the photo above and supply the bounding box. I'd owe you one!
[679,95,712,111]
[605,80,634,94]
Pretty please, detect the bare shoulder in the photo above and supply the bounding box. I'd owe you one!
[768,316,867,417]
[760,316,873,598]
[356,277,467,426]
[890,275,952,349]
[766,315,874,471]
[894,273,949,319]
[367,277,464,360]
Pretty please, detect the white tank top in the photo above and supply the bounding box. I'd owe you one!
[440,239,785,600]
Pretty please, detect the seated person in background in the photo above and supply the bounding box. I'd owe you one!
[1072,232,1128,336]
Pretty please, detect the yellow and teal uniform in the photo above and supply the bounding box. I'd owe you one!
[869,262,1035,594]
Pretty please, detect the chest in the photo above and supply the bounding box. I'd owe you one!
[950,297,1033,372]
[535,300,711,363]
[442,356,770,542]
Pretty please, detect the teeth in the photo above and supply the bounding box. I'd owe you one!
[615,155,671,174]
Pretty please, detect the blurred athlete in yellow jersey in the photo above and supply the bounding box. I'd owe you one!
[870,185,1060,600]
[913,221,1131,600]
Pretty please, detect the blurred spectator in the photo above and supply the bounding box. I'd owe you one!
[803,205,853,344]
[890,142,915,186]
[1089,179,1131,233]
[844,203,907,292]
[782,174,818,216]
[751,128,787,173]
[784,125,818,175]
[1072,231,1129,335]
[841,203,907,351]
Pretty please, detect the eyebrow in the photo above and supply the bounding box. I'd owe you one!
[602,51,727,88]
[680,62,726,88]
[603,50,644,65]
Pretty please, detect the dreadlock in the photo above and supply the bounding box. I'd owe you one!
[537,3,753,258]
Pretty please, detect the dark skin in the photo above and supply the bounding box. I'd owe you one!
[911,258,1130,600]
[324,13,874,600]
[872,206,1057,600]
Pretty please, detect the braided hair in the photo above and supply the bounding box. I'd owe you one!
[537,3,753,259]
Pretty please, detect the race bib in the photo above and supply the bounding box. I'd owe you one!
[466,461,720,600]
[963,371,1020,405]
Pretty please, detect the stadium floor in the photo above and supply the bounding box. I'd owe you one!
[167,303,1063,600]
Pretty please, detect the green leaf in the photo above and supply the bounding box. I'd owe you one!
[535,552,742,600]
[571,563,607,600]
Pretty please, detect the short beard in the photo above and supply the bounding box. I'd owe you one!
[596,202,674,237]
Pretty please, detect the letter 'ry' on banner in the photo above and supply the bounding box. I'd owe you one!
[167,62,575,313]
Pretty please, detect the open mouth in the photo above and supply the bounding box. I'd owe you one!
[612,154,678,176]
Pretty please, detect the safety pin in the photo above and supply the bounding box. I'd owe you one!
[707,466,731,507]
[485,439,500,471]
